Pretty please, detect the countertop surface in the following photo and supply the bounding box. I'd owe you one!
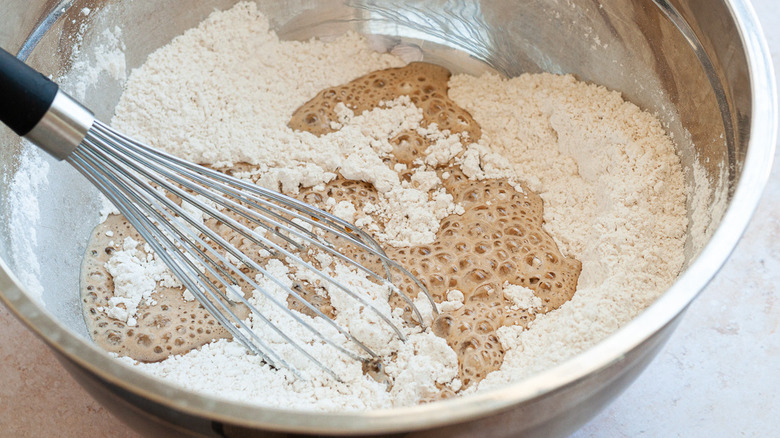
[1,1,778,437]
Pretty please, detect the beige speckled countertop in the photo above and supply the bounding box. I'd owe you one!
[1,1,779,436]
[0,304,140,438]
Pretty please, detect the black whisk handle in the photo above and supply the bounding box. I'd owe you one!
[0,47,59,137]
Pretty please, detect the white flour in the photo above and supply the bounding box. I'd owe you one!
[102,237,180,326]
[103,2,687,409]
[7,148,49,302]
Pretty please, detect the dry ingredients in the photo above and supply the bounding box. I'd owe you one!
[80,1,687,410]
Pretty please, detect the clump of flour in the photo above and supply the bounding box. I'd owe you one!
[103,1,687,409]
[102,237,180,326]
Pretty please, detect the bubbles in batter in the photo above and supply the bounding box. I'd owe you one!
[81,215,248,362]
[290,62,481,142]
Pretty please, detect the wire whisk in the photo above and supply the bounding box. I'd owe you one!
[0,47,435,380]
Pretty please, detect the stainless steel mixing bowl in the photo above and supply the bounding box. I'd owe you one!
[0,0,776,436]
